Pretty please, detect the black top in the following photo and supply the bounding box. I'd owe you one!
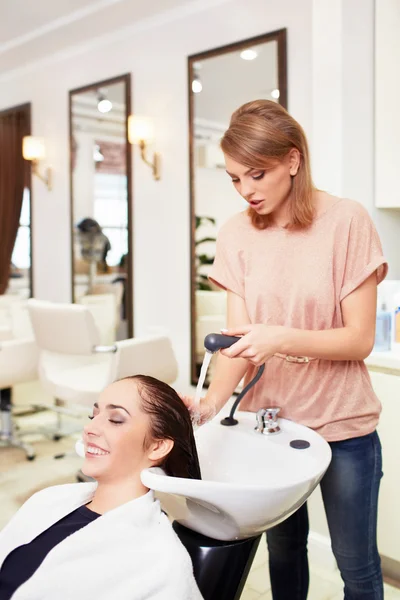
[0,505,100,600]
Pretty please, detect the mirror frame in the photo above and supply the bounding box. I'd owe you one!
[68,73,134,338]
[0,102,33,298]
[188,29,287,385]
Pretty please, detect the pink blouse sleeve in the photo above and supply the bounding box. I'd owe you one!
[209,221,245,298]
[339,204,388,302]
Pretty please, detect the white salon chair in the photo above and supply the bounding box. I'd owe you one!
[27,298,178,413]
[0,298,39,460]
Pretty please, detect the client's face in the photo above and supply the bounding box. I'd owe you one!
[81,379,156,482]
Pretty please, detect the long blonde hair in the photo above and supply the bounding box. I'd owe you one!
[221,100,315,229]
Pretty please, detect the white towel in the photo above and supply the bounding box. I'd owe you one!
[0,482,203,600]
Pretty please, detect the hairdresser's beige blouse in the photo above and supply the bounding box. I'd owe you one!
[209,196,388,441]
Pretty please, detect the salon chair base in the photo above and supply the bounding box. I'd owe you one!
[0,388,35,460]
[173,522,261,600]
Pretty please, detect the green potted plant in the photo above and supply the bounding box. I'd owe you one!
[195,216,217,290]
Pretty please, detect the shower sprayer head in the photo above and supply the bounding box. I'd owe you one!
[204,333,241,354]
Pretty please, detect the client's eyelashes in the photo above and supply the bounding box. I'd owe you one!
[87,415,123,424]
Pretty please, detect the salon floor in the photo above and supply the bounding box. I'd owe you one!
[243,546,400,600]
[1,382,400,600]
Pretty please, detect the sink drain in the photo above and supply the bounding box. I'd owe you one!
[290,439,310,450]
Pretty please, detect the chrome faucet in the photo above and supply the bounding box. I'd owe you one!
[255,407,281,435]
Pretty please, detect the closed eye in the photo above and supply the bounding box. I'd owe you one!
[230,171,265,183]
[87,415,123,425]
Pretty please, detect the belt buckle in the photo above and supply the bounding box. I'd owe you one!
[285,355,309,364]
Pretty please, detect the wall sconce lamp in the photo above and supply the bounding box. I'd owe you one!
[128,116,161,181]
[22,136,52,191]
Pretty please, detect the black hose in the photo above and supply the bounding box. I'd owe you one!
[220,363,265,426]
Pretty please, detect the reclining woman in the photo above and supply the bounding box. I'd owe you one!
[0,375,203,600]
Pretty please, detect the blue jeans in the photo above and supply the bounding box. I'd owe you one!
[266,431,383,599]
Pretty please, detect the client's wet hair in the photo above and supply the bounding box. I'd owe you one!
[123,375,202,480]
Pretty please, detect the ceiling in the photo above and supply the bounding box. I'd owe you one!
[0,0,198,75]
[71,80,126,138]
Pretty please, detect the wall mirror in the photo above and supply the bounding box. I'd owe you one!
[189,30,287,385]
[69,74,133,343]
[0,103,32,302]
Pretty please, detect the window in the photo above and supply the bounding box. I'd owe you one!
[11,187,31,269]
[93,173,128,266]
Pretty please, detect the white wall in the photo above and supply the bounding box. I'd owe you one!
[0,0,314,391]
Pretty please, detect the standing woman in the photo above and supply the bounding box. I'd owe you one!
[185,100,387,599]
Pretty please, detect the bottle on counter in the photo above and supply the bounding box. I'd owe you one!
[394,306,400,353]
[373,301,392,352]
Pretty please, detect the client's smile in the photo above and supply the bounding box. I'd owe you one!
[86,444,110,456]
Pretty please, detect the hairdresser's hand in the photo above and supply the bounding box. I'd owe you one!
[178,394,217,427]
[220,324,287,366]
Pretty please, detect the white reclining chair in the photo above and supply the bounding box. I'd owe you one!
[0,298,39,460]
[27,298,179,421]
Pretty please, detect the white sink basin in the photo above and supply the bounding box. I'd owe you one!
[141,411,331,541]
